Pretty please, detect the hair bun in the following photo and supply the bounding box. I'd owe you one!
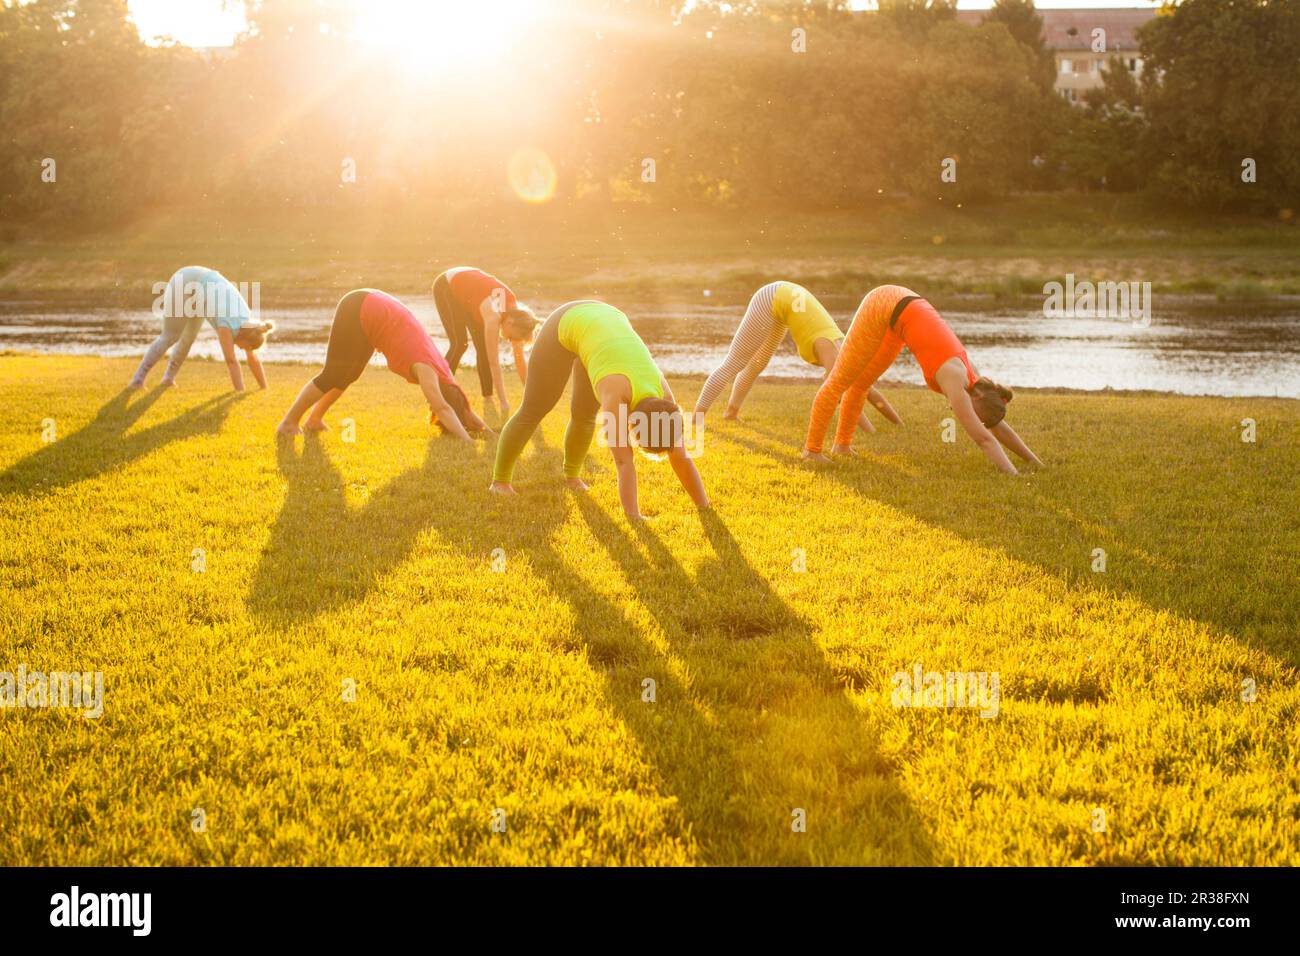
[972,376,1012,402]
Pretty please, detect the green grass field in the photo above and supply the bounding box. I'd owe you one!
[1,355,1297,865]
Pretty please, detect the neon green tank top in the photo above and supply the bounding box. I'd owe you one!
[774,282,843,364]
[558,301,664,407]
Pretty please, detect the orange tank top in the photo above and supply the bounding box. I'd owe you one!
[894,298,976,393]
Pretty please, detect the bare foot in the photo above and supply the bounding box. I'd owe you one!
[722,407,740,421]
[303,420,329,432]
[801,449,832,463]
[276,423,302,437]
[159,379,176,389]
[489,481,518,497]
[127,381,143,391]
[564,477,590,492]
[832,444,856,457]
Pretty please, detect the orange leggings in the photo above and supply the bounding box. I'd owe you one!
[805,285,914,453]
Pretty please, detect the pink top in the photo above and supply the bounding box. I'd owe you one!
[359,291,453,384]
[448,268,517,318]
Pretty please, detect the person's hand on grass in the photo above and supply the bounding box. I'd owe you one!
[869,392,903,425]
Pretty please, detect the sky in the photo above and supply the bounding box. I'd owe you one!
[126,0,1160,48]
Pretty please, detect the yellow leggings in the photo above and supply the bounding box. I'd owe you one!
[804,285,913,453]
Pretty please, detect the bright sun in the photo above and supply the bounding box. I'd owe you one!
[352,0,541,72]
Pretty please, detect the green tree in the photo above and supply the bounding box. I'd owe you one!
[1050,59,1145,193]
[876,0,957,38]
[893,20,1044,201]
[1140,0,1300,210]
[0,0,153,224]
[984,0,1054,92]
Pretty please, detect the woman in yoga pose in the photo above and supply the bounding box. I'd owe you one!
[804,285,1042,475]
[489,300,709,521]
[129,266,273,391]
[276,289,489,441]
[693,281,900,430]
[432,267,537,418]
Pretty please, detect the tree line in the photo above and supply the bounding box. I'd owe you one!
[1,0,1296,229]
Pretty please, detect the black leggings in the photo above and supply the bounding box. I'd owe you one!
[491,302,599,482]
[313,290,374,392]
[433,272,494,398]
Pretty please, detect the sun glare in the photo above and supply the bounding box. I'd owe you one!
[353,0,541,72]
[507,147,558,204]
[129,0,247,48]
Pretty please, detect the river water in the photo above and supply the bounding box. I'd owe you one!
[2,294,1298,398]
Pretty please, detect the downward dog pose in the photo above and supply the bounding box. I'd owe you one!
[489,300,709,521]
[694,281,900,429]
[432,267,537,418]
[129,266,273,391]
[804,285,1042,475]
[277,289,489,440]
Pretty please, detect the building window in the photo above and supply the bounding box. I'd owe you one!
[1060,58,1073,74]
[1089,59,1100,73]
[1128,58,1140,71]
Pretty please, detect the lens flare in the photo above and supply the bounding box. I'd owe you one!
[507,148,557,204]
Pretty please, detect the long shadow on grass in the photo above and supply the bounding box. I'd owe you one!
[252,435,766,857]
[723,414,1300,667]
[0,387,239,497]
[251,431,606,623]
[563,493,933,864]
[251,432,932,863]
[248,433,490,621]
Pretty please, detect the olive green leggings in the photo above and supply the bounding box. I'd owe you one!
[492,302,600,482]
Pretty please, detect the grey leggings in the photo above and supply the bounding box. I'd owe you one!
[695,281,785,413]
[131,314,206,386]
[434,272,494,398]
